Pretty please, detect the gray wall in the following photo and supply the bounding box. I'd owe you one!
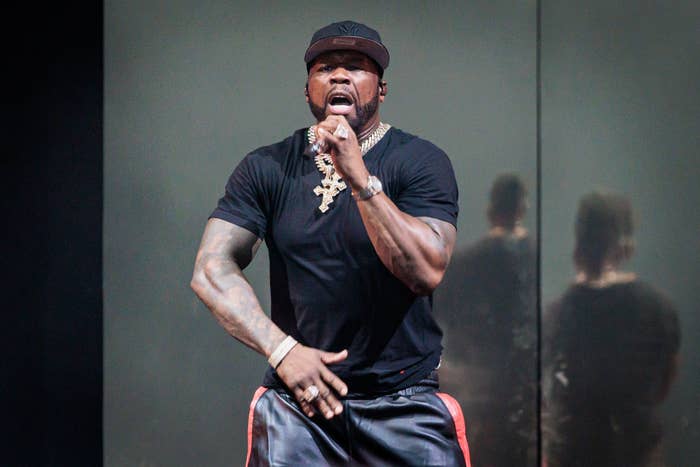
[104,1,535,465]
[105,0,699,465]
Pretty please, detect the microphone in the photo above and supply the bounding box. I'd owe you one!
[304,139,326,157]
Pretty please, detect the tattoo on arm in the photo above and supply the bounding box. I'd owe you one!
[355,190,456,295]
[191,219,285,357]
[418,216,456,263]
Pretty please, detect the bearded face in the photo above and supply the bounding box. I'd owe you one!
[306,51,384,135]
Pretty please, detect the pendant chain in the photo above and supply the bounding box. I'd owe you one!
[308,123,391,213]
[307,122,391,156]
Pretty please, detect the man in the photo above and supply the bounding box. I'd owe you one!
[435,174,537,467]
[542,192,680,467]
[191,20,470,466]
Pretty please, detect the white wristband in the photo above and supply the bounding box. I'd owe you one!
[267,335,298,369]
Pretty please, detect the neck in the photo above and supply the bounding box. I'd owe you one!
[489,224,527,239]
[356,116,381,141]
[575,267,636,288]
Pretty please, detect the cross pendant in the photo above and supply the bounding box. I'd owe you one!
[314,174,346,212]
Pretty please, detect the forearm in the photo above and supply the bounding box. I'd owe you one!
[191,253,286,358]
[313,120,455,295]
[355,192,453,295]
[191,220,349,419]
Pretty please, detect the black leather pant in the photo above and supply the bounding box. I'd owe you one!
[246,374,471,466]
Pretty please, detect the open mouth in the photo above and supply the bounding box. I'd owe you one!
[329,95,352,106]
[327,92,354,115]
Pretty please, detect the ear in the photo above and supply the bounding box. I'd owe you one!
[304,82,309,103]
[379,80,387,101]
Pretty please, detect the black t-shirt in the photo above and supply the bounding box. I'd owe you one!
[543,280,680,467]
[436,235,536,367]
[210,127,459,395]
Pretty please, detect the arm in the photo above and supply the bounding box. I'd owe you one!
[355,201,456,295]
[190,218,348,418]
[190,218,283,355]
[316,121,456,295]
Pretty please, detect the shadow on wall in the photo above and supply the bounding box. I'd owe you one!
[435,184,682,467]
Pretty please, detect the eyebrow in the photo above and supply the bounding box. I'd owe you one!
[315,59,368,70]
[316,53,368,64]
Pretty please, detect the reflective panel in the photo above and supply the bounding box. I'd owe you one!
[436,174,538,466]
[541,2,700,466]
[542,192,681,466]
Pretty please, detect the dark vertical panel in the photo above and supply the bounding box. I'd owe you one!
[4,2,103,464]
[44,2,104,464]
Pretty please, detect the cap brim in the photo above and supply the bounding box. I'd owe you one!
[304,36,390,70]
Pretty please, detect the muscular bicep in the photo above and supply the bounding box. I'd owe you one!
[196,218,262,270]
[417,216,457,265]
[191,219,285,357]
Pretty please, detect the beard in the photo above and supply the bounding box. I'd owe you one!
[308,89,380,134]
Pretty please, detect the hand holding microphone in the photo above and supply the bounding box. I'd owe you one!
[304,120,350,156]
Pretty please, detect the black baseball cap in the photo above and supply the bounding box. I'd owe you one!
[304,20,390,72]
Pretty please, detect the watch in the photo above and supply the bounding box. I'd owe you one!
[355,175,383,201]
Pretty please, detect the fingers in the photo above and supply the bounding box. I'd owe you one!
[306,365,348,418]
[320,348,348,365]
[315,115,356,148]
[319,349,349,397]
[293,387,316,418]
[317,127,341,148]
[317,115,350,133]
[320,365,348,397]
[295,379,343,419]
[333,124,349,140]
[277,345,349,419]
[313,385,338,419]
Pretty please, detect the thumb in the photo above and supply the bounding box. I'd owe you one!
[320,349,348,365]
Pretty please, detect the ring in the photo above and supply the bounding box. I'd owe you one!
[303,385,320,403]
[333,124,349,140]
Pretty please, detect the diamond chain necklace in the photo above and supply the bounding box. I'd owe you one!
[307,122,391,155]
[308,122,391,212]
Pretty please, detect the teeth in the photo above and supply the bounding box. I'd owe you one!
[330,94,352,105]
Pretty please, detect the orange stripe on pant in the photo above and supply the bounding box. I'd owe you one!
[437,392,472,467]
[246,387,269,467]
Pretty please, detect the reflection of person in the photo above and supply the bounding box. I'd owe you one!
[543,192,681,467]
[190,20,471,466]
[435,174,537,467]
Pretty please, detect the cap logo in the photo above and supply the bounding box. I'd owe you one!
[332,38,357,46]
[338,23,360,35]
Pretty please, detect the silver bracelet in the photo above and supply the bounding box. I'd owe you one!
[354,175,383,201]
[267,335,299,369]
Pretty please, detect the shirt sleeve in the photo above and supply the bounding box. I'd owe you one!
[394,143,459,226]
[209,153,269,239]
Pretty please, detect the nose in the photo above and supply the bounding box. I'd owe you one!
[329,67,351,85]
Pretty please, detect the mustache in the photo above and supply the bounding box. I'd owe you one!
[324,85,357,104]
